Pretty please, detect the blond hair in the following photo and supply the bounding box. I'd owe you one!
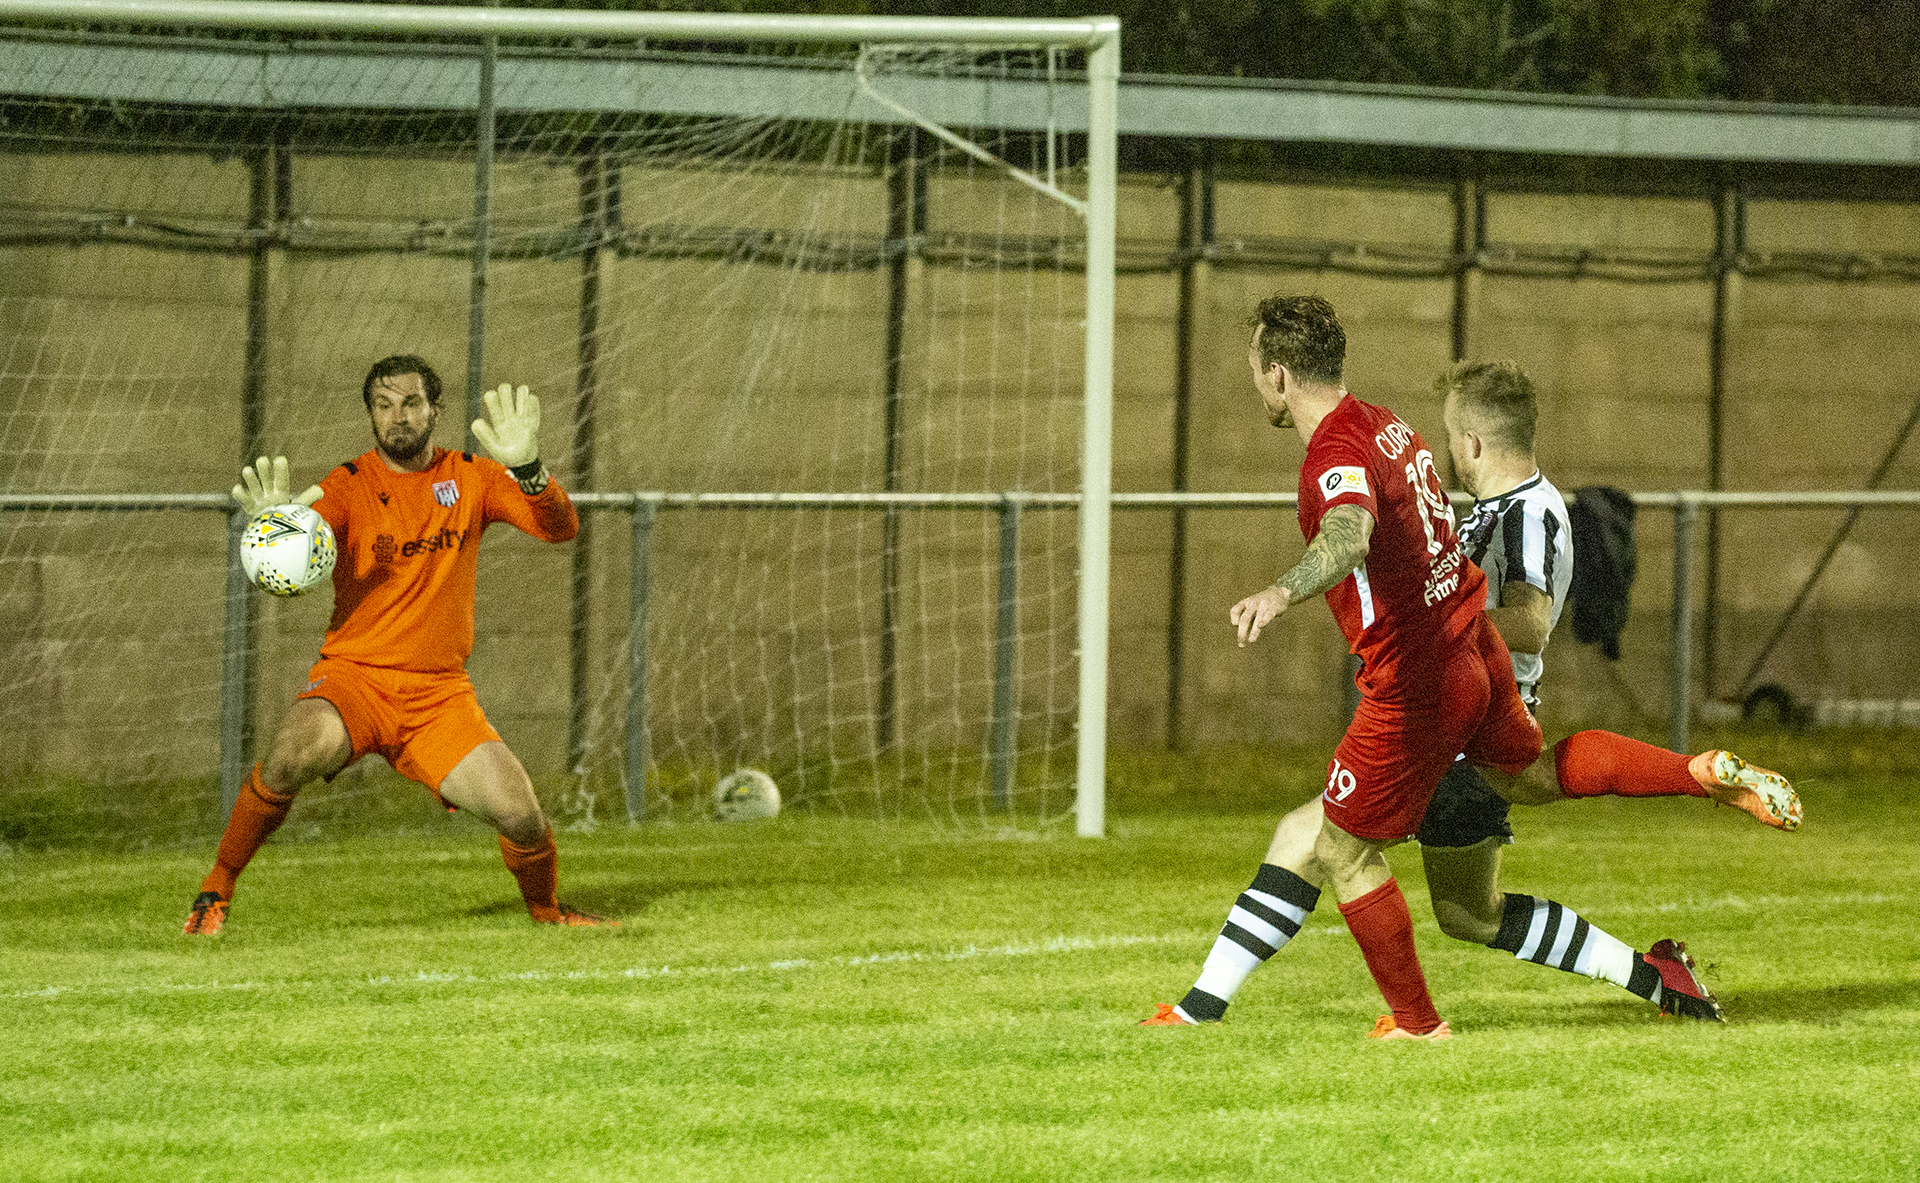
[1436,359,1536,453]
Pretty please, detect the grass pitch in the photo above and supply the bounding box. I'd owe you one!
[2,734,1917,1182]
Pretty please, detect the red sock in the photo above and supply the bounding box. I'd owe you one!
[1553,730,1708,799]
[1337,878,1443,1035]
[500,826,560,922]
[199,765,296,899]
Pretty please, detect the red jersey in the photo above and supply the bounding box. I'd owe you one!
[1297,394,1485,688]
[312,447,579,673]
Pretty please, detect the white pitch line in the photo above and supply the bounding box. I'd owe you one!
[9,932,1194,1002]
[15,889,1900,1002]
[1604,891,1899,915]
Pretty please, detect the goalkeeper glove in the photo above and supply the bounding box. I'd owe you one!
[233,455,323,518]
[472,382,543,478]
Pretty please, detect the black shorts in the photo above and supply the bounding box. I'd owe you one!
[1417,758,1514,848]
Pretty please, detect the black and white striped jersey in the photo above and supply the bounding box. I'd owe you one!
[1456,471,1573,709]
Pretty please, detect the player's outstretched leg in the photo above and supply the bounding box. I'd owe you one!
[183,764,297,936]
[1552,731,1801,830]
[1140,863,1321,1026]
[1486,894,1723,1021]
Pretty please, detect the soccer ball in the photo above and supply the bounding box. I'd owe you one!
[240,504,337,597]
[713,768,781,822]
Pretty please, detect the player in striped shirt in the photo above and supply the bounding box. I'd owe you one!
[1431,360,1797,834]
[1418,360,1796,1022]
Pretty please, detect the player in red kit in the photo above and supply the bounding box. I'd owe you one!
[182,355,611,935]
[1143,355,1798,1033]
[1141,296,1539,1040]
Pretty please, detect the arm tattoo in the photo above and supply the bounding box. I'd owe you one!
[1278,504,1374,603]
[516,469,551,496]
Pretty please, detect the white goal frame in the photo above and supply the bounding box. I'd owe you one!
[0,0,1121,836]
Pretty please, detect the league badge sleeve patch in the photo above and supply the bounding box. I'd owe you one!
[1318,466,1370,501]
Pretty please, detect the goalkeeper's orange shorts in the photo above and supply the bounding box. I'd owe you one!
[297,657,501,801]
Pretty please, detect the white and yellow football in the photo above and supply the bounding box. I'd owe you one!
[713,768,781,822]
[240,504,337,597]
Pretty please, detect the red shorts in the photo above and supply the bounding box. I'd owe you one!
[297,657,501,800]
[1320,614,1542,841]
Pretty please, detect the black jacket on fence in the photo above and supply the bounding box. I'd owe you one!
[1567,485,1637,660]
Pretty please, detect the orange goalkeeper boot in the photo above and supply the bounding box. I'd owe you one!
[182,891,229,936]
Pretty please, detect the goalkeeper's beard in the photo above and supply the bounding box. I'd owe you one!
[377,414,435,465]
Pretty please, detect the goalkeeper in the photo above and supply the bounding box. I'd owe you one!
[183,355,610,934]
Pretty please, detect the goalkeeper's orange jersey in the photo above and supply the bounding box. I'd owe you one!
[312,447,578,674]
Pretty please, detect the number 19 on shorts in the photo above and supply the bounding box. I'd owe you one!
[1324,759,1358,806]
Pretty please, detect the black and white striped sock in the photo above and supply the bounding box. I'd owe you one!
[1175,863,1321,1022]
[1489,893,1664,1005]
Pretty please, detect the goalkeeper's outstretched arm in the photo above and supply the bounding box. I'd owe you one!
[233,455,323,517]
[472,382,549,495]
[471,381,576,542]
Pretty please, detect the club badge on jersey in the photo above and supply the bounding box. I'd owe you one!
[433,479,459,507]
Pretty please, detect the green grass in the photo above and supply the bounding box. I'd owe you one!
[2,735,1917,1182]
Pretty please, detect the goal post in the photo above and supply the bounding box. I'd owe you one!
[0,1,1118,839]
[1077,33,1118,838]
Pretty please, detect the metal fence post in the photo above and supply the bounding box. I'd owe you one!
[218,509,250,821]
[879,130,924,752]
[1702,184,1744,698]
[463,30,496,454]
[568,154,608,777]
[990,495,1021,811]
[624,497,657,822]
[1669,496,1698,752]
[998,491,1029,814]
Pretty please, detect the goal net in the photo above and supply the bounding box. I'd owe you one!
[0,6,1118,847]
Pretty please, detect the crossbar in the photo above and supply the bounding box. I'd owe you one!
[0,1,1119,46]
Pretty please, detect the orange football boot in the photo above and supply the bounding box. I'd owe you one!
[1138,1003,1197,1026]
[536,903,618,927]
[1367,1015,1453,1041]
[1689,750,1801,831]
